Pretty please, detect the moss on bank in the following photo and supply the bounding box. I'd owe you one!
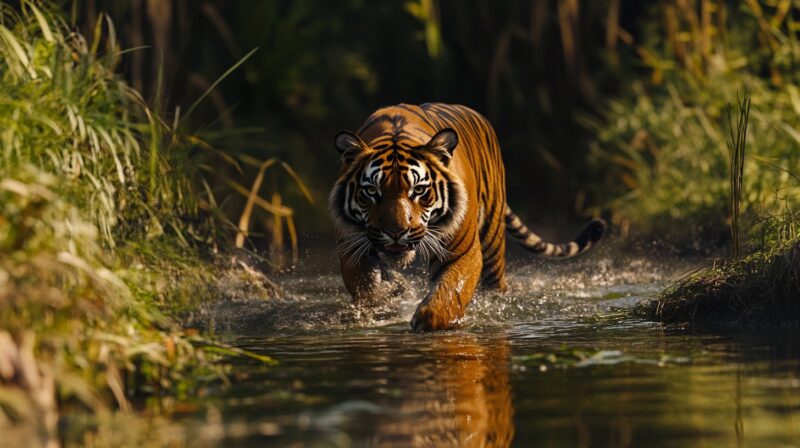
[643,240,800,326]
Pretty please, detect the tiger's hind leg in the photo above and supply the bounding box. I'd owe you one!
[479,216,508,292]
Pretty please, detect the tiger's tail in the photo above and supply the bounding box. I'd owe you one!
[504,205,606,257]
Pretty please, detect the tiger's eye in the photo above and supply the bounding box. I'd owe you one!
[366,186,378,195]
[414,185,426,194]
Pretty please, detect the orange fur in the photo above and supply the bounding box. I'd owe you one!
[330,103,605,331]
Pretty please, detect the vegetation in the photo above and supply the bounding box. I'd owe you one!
[643,70,798,327]
[2,0,800,443]
[649,240,800,325]
[0,3,281,446]
[592,1,800,325]
[725,91,751,259]
[586,1,800,249]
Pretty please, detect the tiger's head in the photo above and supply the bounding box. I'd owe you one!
[329,128,467,267]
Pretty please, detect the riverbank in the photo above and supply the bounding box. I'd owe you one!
[0,4,281,446]
[643,240,800,326]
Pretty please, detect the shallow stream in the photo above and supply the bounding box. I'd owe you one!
[184,250,800,447]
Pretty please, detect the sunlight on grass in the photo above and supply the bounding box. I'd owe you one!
[0,2,282,445]
[586,1,800,249]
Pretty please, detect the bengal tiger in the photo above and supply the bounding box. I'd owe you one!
[329,103,605,331]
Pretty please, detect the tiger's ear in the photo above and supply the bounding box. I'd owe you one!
[334,130,369,164]
[425,128,458,165]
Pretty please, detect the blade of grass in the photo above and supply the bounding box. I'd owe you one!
[25,1,54,43]
[280,161,314,204]
[181,47,258,124]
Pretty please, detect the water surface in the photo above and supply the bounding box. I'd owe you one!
[186,251,800,447]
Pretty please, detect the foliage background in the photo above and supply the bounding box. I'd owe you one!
[60,1,798,255]
[70,0,643,238]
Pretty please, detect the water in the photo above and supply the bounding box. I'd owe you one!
[183,250,800,447]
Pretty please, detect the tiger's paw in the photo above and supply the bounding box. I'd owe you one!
[410,300,460,332]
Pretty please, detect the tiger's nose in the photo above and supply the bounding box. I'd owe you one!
[385,229,408,240]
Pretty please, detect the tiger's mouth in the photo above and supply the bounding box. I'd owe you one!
[383,242,412,254]
[377,241,418,267]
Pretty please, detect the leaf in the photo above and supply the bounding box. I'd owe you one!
[0,26,37,78]
[25,1,54,43]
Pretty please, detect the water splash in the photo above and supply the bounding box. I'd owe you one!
[192,252,698,335]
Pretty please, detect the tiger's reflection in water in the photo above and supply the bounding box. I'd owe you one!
[373,333,514,447]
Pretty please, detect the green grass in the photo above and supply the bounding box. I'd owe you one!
[0,3,278,445]
[586,1,800,325]
[726,90,751,259]
[585,1,800,249]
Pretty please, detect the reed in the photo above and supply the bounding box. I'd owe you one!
[726,90,751,258]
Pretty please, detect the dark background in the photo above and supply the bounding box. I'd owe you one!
[72,1,670,241]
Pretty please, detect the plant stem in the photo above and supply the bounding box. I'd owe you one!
[726,90,751,259]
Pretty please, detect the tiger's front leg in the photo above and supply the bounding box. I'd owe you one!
[339,252,401,306]
[410,239,483,332]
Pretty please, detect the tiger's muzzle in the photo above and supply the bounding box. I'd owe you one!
[366,225,425,255]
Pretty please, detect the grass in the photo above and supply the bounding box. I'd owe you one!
[726,90,751,259]
[646,240,800,325]
[586,1,800,325]
[0,2,287,446]
[585,1,800,249]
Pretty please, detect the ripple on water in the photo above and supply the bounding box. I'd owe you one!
[173,251,800,448]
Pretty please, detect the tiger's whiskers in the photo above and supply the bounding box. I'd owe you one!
[418,226,451,261]
[337,229,372,268]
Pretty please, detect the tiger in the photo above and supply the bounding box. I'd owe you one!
[329,103,606,331]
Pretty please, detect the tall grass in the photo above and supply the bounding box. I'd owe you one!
[606,1,800,325]
[726,91,751,259]
[586,0,800,250]
[0,2,279,445]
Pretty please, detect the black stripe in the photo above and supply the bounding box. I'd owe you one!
[482,242,503,268]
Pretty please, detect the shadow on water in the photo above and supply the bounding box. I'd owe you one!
[181,249,800,447]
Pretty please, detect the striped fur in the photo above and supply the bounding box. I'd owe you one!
[505,205,606,257]
[329,103,606,331]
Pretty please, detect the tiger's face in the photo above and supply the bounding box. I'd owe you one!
[329,128,467,267]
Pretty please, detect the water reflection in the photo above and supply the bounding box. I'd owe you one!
[186,253,800,447]
[374,333,514,447]
[221,323,800,447]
